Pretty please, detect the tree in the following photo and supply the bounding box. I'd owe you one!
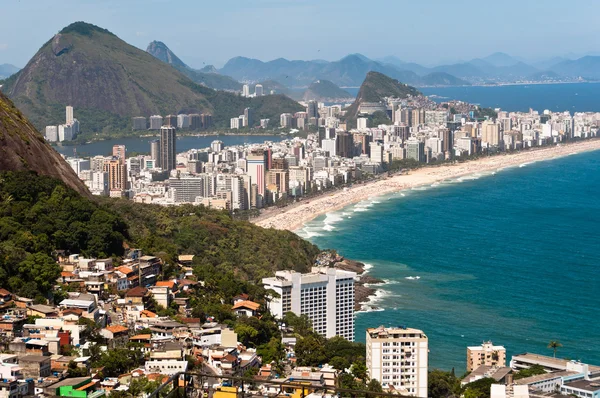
[514,364,546,380]
[329,356,350,371]
[257,337,285,363]
[462,377,495,398]
[234,324,259,347]
[428,369,461,398]
[67,360,88,377]
[366,379,384,398]
[283,312,314,336]
[295,335,326,366]
[548,340,562,358]
[351,361,368,381]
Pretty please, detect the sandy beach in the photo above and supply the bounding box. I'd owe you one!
[253,139,600,231]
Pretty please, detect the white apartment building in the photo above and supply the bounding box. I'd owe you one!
[262,267,356,341]
[366,326,428,397]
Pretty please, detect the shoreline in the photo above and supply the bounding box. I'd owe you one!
[252,138,600,231]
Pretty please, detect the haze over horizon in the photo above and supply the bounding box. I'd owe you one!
[2,0,600,69]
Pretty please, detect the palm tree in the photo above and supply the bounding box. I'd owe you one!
[548,340,563,358]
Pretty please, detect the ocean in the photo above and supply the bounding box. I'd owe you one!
[298,150,600,372]
[52,134,285,157]
[344,82,600,113]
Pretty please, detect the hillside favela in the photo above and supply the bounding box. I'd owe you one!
[0,2,599,398]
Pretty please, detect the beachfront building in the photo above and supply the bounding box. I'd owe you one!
[262,267,356,341]
[467,341,506,372]
[366,326,428,397]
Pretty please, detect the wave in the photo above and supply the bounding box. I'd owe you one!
[519,162,534,168]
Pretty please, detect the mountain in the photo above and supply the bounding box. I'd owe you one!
[302,80,353,101]
[1,22,301,133]
[258,79,291,96]
[0,64,20,79]
[432,62,487,79]
[146,40,242,91]
[550,56,600,79]
[480,52,522,67]
[146,40,187,69]
[532,56,567,71]
[219,54,427,87]
[420,72,470,86]
[0,90,90,197]
[345,71,420,121]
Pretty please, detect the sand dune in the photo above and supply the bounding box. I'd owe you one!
[252,139,600,231]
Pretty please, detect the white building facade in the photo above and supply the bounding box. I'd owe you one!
[366,326,428,397]
[262,267,355,341]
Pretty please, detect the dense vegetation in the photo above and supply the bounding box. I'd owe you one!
[0,170,319,304]
[0,171,127,299]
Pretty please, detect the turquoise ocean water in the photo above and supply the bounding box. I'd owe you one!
[298,150,600,372]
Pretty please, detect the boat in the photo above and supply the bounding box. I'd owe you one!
[405,276,421,280]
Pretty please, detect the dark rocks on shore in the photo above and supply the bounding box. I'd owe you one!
[332,257,383,311]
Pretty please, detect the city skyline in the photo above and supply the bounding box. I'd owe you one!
[1,0,600,69]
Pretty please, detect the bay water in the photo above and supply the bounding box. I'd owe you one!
[299,150,600,372]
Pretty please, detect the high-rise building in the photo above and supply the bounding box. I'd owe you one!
[150,140,160,166]
[366,326,428,396]
[370,142,383,163]
[189,114,202,130]
[307,100,319,120]
[262,267,356,341]
[149,115,163,130]
[66,106,74,124]
[169,176,205,203]
[244,107,253,128]
[230,117,241,130]
[104,158,127,195]
[211,140,224,153]
[164,115,177,127]
[280,113,293,128]
[357,118,369,130]
[254,84,263,97]
[177,114,190,129]
[481,121,502,147]
[242,84,250,97]
[201,114,213,130]
[112,145,126,161]
[45,126,58,142]
[159,126,176,172]
[58,124,74,142]
[336,131,354,158]
[246,151,267,206]
[407,140,425,162]
[411,109,425,127]
[132,117,147,130]
[466,341,506,372]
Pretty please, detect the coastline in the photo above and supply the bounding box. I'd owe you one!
[252,138,600,232]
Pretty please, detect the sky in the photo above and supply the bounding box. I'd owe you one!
[1,0,599,69]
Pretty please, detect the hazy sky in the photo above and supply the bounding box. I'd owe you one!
[2,0,599,68]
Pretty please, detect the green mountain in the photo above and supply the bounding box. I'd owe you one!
[0,91,319,302]
[1,22,301,135]
[146,40,242,91]
[302,80,353,101]
[345,71,420,122]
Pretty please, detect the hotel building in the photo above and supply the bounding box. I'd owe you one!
[262,267,355,341]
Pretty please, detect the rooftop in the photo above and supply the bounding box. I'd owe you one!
[232,300,261,311]
[563,380,600,392]
[515,371,578,385]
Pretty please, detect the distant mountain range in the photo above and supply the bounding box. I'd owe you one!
[217,51,600,87]
[146,41,242,91]
[0,64,20,79]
